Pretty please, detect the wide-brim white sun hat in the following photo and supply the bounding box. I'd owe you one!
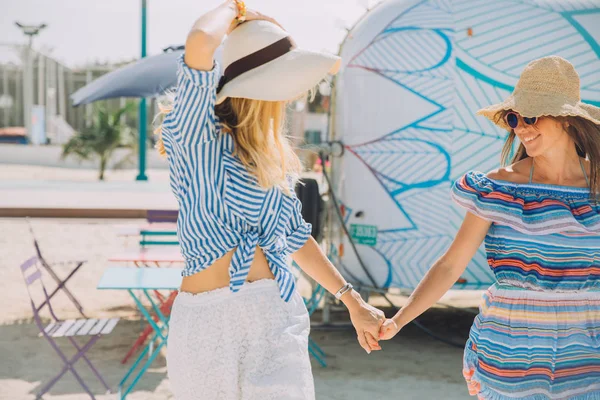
[216,20,341,105]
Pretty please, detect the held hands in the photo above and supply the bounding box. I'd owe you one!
[344,291,406,353]
[347,292,402,354]
[350,309,403,352]
[345,292,385,354]
[378,318,401,341]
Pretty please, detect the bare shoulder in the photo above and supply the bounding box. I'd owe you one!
[485,158,532,184]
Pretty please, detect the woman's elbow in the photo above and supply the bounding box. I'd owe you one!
[290,237,316,260]
[184,30,219,71]
[435,253,468,277]
[186,29,220,54]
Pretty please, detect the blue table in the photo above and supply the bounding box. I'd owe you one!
[98,267,182,399]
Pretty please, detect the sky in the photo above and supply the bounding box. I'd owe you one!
[0,0,382,68]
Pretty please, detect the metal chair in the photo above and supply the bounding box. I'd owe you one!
[28,220,87,317]
[20,256,119,399]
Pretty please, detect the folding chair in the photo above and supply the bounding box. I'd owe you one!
[28,221,87,317]
[141,210,179,247]
[139,229,179,247]
[21,256,119,400]
[146,209,178,224]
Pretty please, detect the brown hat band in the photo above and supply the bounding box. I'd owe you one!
[217,36,296,94]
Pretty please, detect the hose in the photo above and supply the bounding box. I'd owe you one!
[319,150,466,348]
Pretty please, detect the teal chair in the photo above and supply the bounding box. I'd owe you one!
[141,210,179,247]
[139,229,178,247]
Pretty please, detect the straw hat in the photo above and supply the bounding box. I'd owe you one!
[477,56,600,131]
[216,20,341,104]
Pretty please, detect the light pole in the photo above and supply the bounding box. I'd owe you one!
[136,0,148,181]
[15,22,46,142]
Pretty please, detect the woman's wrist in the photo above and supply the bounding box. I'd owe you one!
[233,0,247,22]
[224,0,245,20]
[392,312,408,331]
[222,0,239,22]
[340,289,364,313]
[223,0,239,33]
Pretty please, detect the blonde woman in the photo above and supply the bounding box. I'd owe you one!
[157,1,385,399]
[379,56,600,399]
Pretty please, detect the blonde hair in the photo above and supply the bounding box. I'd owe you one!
[155,95,302,194]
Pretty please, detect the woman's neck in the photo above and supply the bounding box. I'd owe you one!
[532,144,583,185]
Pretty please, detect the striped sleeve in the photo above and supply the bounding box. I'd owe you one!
[163,54,221,147]
[452,171,600,234]
[451,171,500,221]
[285,191,313,253]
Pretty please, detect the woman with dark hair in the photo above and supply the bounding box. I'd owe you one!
[380,56,600,399]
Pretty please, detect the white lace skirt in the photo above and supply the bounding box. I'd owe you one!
[167,279,315,400]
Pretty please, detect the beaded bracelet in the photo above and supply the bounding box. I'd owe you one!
[234,0,247,22]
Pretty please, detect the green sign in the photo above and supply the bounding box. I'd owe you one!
[350,224,378,246]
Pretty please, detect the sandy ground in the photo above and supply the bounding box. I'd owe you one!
[0,217,480,400]
[0,164,171,182]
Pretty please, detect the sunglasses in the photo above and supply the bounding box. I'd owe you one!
[505,112,537,129]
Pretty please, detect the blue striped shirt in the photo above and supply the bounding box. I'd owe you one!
[161,55,312,302]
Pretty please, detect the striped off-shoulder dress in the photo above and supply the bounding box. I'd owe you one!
[452,170,600,400]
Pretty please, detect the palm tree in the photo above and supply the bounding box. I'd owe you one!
[62,103,137,180]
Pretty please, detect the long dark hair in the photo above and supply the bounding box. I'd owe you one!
[214,98,239,129]
[495,110,600,197]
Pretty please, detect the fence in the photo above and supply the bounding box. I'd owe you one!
[0,44,156,145]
